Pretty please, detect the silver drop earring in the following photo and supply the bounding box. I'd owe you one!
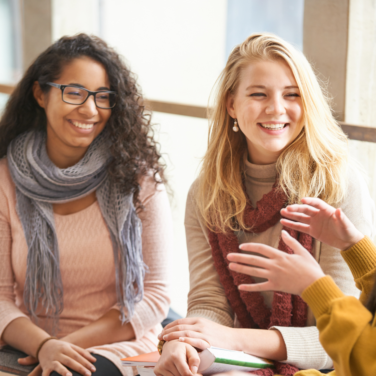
[233,119,239,132]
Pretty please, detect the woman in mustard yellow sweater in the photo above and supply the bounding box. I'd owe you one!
[225,197,376,376]
[160,197,376,376]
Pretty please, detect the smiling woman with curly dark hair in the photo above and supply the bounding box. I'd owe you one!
[0,34,172,376]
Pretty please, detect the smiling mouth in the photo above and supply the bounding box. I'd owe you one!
[258,123,288,130]
[68,119,96,130]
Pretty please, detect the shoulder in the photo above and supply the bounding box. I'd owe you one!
[340,162,376,238]
[185,177,202,216]
[185,177,205,226]
[137,171,166,206]
[0,157,15,195]
[187,177,200,202]
[0,158,16,221]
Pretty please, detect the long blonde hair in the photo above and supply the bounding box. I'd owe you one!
[198,33,349,233]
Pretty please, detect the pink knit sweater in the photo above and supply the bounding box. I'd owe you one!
[0,158,172,375]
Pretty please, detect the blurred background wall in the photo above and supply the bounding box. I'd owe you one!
[0,0,375,317]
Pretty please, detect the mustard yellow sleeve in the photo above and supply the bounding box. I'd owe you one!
[294,370,336,376]
[302,275,376,376]
[340,236,376,304]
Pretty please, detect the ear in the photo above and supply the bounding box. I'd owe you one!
[32,81,46,108]
[226,92,236,119]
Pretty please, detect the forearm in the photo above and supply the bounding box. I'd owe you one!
[2,317,50,357]
[62,309,135,348]
[232,328,287,361]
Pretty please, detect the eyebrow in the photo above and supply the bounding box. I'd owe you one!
[245,85,299,90]
[68,83,111,91]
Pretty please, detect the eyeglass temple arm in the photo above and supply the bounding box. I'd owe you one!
[46,82,61,89]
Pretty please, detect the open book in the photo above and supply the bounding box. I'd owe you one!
[122,347,274,375]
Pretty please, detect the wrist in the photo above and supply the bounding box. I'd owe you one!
[31,334,51,359]
[298,270,325,296]
[224,328,243,352]
[342,231,364,250]
[236,328,257,353]
[35,337,58,360]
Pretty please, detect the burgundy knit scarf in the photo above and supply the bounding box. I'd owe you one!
[208,183,313,376]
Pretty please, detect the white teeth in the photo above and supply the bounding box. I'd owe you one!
[71,121,94,129]
[260,123,286,130]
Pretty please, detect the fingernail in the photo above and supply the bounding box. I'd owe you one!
[66,373,72,376]
[91,366,96,372]
[191,366,198,374]
[163,335,167,340]
[158,334,161,339]
[85,372,91,376]
[179,337,185,342]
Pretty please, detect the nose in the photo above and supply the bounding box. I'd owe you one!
[78,95,98,117]
[265,95,286,116]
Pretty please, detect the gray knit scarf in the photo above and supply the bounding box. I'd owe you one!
[7,130,145,325]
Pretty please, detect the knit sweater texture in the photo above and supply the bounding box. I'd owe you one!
[184,158,375,370]
[294,236,376,376]
[0,158,173,376]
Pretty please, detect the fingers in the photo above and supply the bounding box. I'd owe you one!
[186,345,201,375]
[280,211,311,224]
[237,243,279,258]
[170,362,186,376]
[228,262,269,279]
[156,369,179,376]
[66,348,96,374]
[281,230,309,256]
[163,330,202,342]
[61,355,94,376]
[163,318,198,331]
[161,324,199,339]
[71,345,97,364]
[238,281,272,292]
[179,337,210,350]
[19,356,38,365]
[42,362,72,376]
[227,252,272,268]
[300,197,334,211]
[282,204,319,217]
[280,218,310,233]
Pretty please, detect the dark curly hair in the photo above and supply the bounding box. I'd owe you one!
[0,33,165,207]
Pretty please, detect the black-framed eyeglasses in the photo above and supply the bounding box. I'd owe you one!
[46,82,116,109]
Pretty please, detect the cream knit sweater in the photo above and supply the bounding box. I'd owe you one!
[0,158,173,376]
[185,158,375,370]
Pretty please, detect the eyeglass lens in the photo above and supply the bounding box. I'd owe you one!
[63,86,115,108]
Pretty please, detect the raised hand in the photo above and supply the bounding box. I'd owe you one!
[228,230,325,296]
[280,197,363,250]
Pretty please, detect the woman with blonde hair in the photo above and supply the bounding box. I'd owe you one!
[154,33,375,376]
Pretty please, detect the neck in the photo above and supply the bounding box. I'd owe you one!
[46,131,87,169]
[247,152,278,165]
[247,144,279,165]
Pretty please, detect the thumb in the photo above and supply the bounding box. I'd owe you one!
[186,345,201,374]
[18,355,38,365]
[282,230,308,256]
